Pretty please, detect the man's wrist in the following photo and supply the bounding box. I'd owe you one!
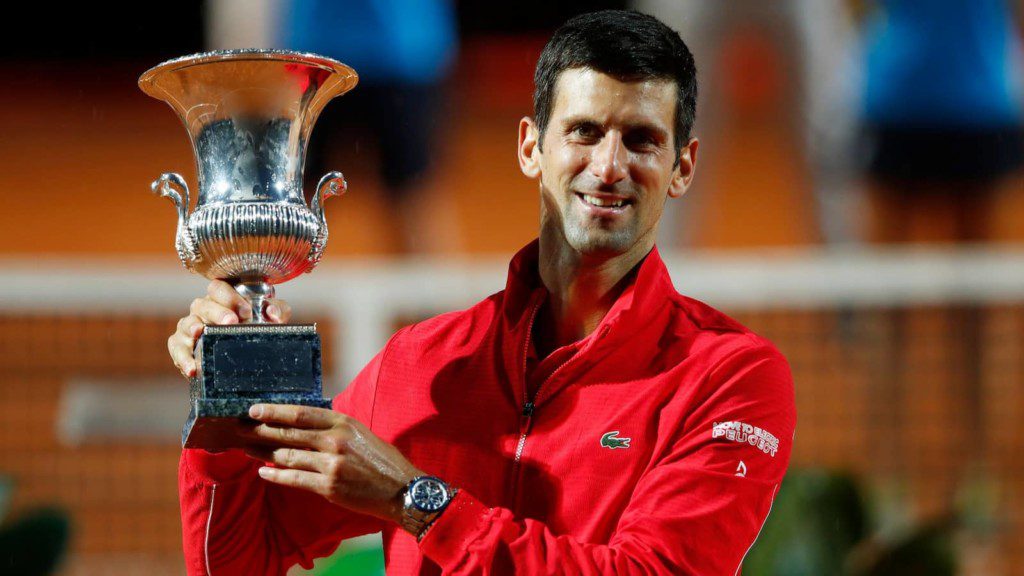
[398,475,456,539]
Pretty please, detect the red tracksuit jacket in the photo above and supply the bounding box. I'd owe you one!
[179,240,796,575]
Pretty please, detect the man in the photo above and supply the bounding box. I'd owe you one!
[169,10,796,575]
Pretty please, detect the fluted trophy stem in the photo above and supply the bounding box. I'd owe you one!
[234,281,276,324]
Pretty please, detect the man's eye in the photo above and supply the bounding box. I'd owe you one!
[625,134,658,150]
[571,124,600,139]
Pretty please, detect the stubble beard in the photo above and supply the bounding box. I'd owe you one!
[562,189,667,259]
[562,214,636,256]
[558,175,645,256]
[540,181,650,258]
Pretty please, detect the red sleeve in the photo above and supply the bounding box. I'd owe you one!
[178,346,388,575]
[418,343,796,575]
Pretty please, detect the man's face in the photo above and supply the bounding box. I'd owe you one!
[520,68,696,258]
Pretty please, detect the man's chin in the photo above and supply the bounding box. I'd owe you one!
[565,228,635,257]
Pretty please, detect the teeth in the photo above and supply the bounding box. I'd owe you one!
[582,195,625,208]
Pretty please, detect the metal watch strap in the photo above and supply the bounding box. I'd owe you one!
[400,476,455,539]
[414,487,457,541]
[400,506,435,538]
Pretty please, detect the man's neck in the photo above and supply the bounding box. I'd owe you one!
[534,231,652,359]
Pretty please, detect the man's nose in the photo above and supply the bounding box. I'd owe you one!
[589,131,628,185]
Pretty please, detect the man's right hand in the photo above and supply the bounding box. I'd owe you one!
[168,280,292,378]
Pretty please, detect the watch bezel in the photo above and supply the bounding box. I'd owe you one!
[406,475,451,513]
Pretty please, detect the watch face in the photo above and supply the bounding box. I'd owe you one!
[410,477,449,512]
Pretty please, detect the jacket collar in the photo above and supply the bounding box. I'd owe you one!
[499,239,676,400]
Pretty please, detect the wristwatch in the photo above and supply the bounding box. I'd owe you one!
[400,475,455,540]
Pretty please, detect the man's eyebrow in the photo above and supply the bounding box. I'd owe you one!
[559,115,669,140]
[560,115,601,128]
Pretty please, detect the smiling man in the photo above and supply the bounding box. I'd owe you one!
[170,10,796,575]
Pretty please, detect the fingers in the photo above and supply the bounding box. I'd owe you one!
[244,422,332,452]
[169,280,262,377]
[176,314,204,341]
[189,296,239,325]
[169,314,203,377]
[256,466,327,495]
[169,279,295,377]
[168,332,197,377]
[244,446,329,473]
[206,280,253,322]
[249,404,338,430]
[264,298,292,323]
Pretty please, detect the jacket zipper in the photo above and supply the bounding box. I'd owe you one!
[510,299,543,489]
[510,300,600,501]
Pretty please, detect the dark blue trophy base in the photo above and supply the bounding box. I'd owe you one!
[183,323,332,450]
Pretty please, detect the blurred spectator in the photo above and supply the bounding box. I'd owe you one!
[632,0,715,250]
[207,0,458,253]
[280,0,458,253]
[856,0,1024,530]
[795,0,863,245]
[860,0,1024,244]
[636,0,852,248]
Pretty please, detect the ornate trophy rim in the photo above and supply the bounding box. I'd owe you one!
[137,48,359,98]
[142,48,353,320]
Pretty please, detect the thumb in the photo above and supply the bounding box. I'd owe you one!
[264,299,291,323]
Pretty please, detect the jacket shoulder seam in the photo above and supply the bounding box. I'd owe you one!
[705,337,785,384]
[683,339,785,432]
[668,294,748,335]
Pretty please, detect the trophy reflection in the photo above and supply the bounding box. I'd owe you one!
[139,49,358,449]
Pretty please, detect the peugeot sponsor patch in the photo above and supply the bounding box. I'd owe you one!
[712,421,779,457]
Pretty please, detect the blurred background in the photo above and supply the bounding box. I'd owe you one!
[2,0,1023,574]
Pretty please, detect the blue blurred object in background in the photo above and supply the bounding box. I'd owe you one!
[863,0,1023,129]
[278,0,457,86]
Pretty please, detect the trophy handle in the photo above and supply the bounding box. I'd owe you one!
[151,172,201,270]
[308,171,347,267]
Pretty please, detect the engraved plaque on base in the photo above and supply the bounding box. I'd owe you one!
[184,324,331,450]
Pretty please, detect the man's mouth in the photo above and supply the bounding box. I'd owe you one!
[575,192,633,212]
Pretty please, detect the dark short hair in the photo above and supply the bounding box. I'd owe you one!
[533,10,698,158]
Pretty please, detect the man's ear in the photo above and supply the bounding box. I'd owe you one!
[668,137,699,199]
[518,117,542,179]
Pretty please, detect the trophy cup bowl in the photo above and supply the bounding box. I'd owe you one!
[140,49,358,449]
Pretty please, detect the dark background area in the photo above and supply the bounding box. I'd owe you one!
[0,1,628,63]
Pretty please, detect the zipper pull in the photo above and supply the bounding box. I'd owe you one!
[522,401,535,418]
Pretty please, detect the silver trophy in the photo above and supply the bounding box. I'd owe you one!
[139,49,358,449]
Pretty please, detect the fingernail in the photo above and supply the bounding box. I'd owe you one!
[258,467,272,478]
[221,313,237,324]
[249,405,263,418]
[266,305,280,321]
